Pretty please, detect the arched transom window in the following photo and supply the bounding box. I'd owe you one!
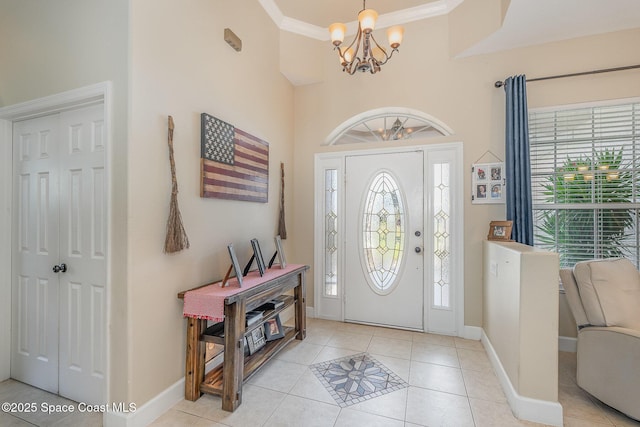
[325,107,453,146]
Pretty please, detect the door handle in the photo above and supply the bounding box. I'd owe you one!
[53,263,67,273]
[415,247,422,253]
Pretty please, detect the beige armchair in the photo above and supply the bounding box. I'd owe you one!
[559,258,640,421]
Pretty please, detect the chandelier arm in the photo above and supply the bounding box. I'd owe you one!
[368,33,394,67]
[329,1,401,75]
[369,34,388,58]
[350,27,364,63]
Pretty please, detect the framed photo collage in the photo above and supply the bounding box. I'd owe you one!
[471,162,505,204]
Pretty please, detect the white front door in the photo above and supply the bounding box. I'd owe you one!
[11,104,107,404]
[344,151,424,330]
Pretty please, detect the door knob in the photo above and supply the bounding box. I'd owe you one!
[53,263,67,273]
[415,247,422,253]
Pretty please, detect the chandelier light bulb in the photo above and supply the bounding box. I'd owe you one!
[358,9,378,33]
[329,22,346,46]
[387,26,404,49]
[343,47,354,64]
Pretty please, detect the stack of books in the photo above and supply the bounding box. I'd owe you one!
[245,310,264,327]
[256,296,286,311]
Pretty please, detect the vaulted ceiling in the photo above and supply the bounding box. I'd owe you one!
[262,0,640,55]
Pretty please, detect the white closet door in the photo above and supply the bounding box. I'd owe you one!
[57,104,107,405]
[11,104,106,405]
[11,114,61,393]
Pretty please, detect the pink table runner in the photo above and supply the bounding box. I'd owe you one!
[183,264,304,321]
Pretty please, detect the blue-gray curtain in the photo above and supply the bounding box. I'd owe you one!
[505,75,534,245]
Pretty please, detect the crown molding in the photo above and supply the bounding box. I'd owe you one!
[258,0,284,27]
[280,17,328,40]
[259,0,464,41]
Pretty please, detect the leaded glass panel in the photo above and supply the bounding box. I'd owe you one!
[362,172,405,292]
[324,169,338,296]
[433,163,451,308]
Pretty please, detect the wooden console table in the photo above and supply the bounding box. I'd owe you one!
[177,264,308,412]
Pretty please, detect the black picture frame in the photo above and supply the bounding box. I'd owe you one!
[222,244,243,287]
[268,235,287,269]
[251,238,266,276]
[264,315,285,341]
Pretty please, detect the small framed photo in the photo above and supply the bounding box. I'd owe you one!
[264,315,285,341]
[269,235,287,269]
[251,238,266,276]
[472,162,505,204]
[222,244,243,287]
[490,166,502,181]
[487,220,513,241]
[476,166,487,182]
[490,183,502,199]
[476,184,487,199]
[246,326,267,355]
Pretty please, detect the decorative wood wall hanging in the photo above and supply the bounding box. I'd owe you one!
[278,162,287,239]
[200,113,269,203]
[164,116,190,253]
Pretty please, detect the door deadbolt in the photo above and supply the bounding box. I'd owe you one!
[53,263,67,273]
[415,247,422,253]
[415,231,421,237]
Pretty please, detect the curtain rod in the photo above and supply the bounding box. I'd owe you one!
[494,64,640,88]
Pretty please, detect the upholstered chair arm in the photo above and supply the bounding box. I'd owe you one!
[577,326,640,421]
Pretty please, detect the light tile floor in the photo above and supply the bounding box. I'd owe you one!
[1,318,639,426]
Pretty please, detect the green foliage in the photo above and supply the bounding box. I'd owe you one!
[535,148,635,267]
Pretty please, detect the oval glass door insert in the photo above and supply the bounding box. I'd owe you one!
[361,171,406,293]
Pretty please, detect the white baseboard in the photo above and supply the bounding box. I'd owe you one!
[103,378,184,427]
[558,336,577,353]
[461,325,482,340]
[482,330,563,427]
[306,306,315,318]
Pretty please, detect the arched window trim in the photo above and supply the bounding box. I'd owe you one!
[324,107,454,146]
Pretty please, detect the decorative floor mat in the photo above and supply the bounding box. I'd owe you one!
[309,352,408,407]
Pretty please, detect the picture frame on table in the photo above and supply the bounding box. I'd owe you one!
[487,220,513,241]
[264,315,285,341]
[268,235,287,269]
[221,244,243,287]
[246,326,267,355]
[251,238,266,276]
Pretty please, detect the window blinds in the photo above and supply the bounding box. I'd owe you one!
[529,101,640,268]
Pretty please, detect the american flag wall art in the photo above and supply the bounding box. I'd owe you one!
[200,113,269,203]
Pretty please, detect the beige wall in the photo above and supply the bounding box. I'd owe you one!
[0,0,130,403]
[129,0,294,405]
[483,241,559,401]
[3,0,639,411]
[1,0,295,407]
[290,14,640,328]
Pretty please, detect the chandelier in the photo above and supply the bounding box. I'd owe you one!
[329,1,404,74]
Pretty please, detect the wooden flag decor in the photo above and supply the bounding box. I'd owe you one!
[200,113,269,202]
